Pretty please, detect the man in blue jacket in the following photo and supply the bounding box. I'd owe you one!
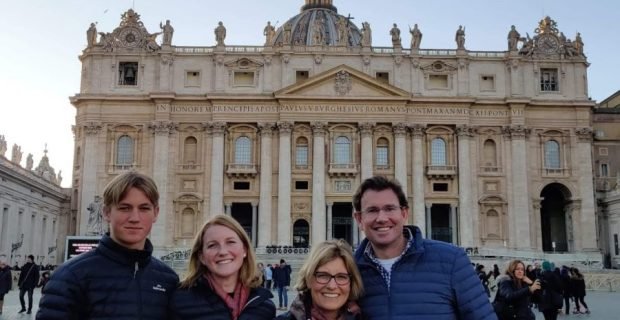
[353,176,496,319]
[36,172,179,319]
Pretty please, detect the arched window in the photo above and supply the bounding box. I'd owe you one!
[334,136,350,164]
[235,136,252,164]
[183,136,198,164]
[431,138,446,166]
[116,135,134,166]
[293,219,310,248]
[376,138,389,167]
[544,140,560,169]
[486,209,500,238]
[483,139,497,166]
[296,137,309,167]
[181,208,195,237]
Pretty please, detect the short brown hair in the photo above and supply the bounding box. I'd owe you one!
[102,171,159,212]
[353,176,408,212]
[179,215,260,289]
[294,239,364,301]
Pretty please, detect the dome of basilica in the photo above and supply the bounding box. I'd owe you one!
[272,0,363,47]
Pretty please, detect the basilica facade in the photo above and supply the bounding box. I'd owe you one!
[71,0,600,262]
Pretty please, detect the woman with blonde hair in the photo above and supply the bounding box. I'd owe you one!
[171,215,275,319]
[276,239,365,320]
[493,259,541,320]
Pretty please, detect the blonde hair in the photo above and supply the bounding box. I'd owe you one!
[179,215,260,289]
[102,171,159,212]
[294,239,364,301]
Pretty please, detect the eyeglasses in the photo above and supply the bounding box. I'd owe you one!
[314,272,351,285]
[359,204,403,217]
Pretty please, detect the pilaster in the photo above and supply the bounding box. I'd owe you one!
[209,122,226,217]
[311,122,327,245]
[277,122,293,245]
[258,123,274,247]
[80,122,102,235]
[410,124,426,233]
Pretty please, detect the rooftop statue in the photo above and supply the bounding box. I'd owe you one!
[264,21,276,45]
[410,23,422,50]
[86,22,98,48]
[455,25,466,49]
[390,23,401,48]
[26,153,33,170]
[11,144,22,164]
[361,22,372,47]
[337,16,349,46]
[507,25,521,51]
[215,21,226,46]
[160,20,174,46]
[0,135,6,157]
[574,32,584,55]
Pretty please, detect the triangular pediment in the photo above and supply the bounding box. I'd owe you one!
[275,65,410,100]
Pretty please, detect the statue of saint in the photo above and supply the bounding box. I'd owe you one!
[574,32,584,55]
[507,25,520,51]
[86,23,97,48]
[26,154,33,170]
[410,23,422,50]
[160,20,174,46]
[455,25,466,49]
[390,23,401,48]
[361,22,372,47]
[337,16,348,46]
[283,21,293,44]
[312,17,325,45]
[214,21,226,46]
[87,196,104,235]
[145,32,162,52]
[263,21,276,45]
[57,170,63,186]
[11,144,22,164]
[0,135,6,157]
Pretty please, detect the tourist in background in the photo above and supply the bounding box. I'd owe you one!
[274,258,292,310]
[538,261,563,320]
[18,254,39,314]
[494,259,541,320]
[477,264,492,297]
[264,263,273,290]
[559,266,572,315]
[0,257,12,315]
[172,215,275,319]
[570,267,589,314]
[276,240,365,320]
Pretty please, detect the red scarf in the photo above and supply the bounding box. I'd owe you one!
[206,273,250,320]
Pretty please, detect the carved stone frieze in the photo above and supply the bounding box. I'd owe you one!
[358,122,375,137]
[409,124,426,138]
[282,54,291,64]
[575,127,593,142]
[503,125,531,139]
[392,122,408,136]
[456,125,475,137]
[258,122,275,136]
[84,122,103,136]
[311,122,328,136]
[314,54,323,65]
[394,55,403,66]
[277,121,294,135]
[334,71,352,96]
[149,121,177,135]
[160,55,174,66]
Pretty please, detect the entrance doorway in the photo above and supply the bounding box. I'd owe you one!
[293,219,310,248]
[431,204,453,244]
[540,183,571,252]
[332,202,353,245]
[231,203,253,240]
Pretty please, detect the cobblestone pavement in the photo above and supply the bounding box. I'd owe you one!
[1,288,618,319]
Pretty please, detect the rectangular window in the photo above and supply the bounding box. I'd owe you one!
[185,71,201,87]
[295,181,309,190]
[480,75,495,91]
[296,145,308,166]
[296,70,309,82]
[118,62,138,86]
[375,72,389,84]
[540,68,558,92]
[433,183,449,192]
[429,74,449,89]
[234,71,254,86]
[376,146,388,166]
[601,163,609,177]
[233,181,251,190]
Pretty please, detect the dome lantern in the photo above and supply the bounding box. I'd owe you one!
[302,0,337,12]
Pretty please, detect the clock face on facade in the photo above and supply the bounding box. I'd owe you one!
[538,34,560,54]
[119,27,141,47]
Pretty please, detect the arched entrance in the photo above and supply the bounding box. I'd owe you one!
[293,219,309,248]
[332,202,353,245]
[540,183,572,252]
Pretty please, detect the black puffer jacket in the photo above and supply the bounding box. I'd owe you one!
[495,277,535,320]
[36,235,178,320]
[0,265,11,295]
[171,276,275,320]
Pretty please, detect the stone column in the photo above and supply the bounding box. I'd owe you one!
[225,203,231,216]
[450,205,458,244]
[457,125,474,247]
[80,122,102,235]
[575,128,597,251]
[507,125,532,249]
[425,205,432,239]
[263,55,273,92]
[251,202,258,248]
[393,123,408,195]
[326,202,333,240]
[258,123,274,247]
[360,122,374,180]
[209,122,226,217]
[311,122,328,245]
[532,199,543,250]
[277,122,293,245]
[411,125,426,234]
[149,121,175,247]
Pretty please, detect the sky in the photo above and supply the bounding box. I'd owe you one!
[1,0,618,188]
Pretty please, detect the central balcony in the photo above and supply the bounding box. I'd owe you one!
[328,163,359,177]
[226,163,257,178]
[426,165,457,179]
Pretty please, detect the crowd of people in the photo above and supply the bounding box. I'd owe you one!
[0,171,596,319]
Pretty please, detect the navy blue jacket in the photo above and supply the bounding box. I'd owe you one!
[273,264,291,288]
[36,235,179,320]
[495,277,535,320]
[171,276,275,319]
[354,226,497,320]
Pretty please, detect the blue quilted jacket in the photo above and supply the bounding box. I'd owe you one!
[36,235,179,320]
[354,226,497,320]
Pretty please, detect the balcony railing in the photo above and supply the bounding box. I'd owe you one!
[426,165,457,178]
[542,167,570,177]
[177,163,201,171]
[480,165,501,174]
[109,164,136,171]
[328,163,358,177]
[374,164,391,171]
[226,163,257,178]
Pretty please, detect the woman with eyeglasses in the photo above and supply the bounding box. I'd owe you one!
[276,239,366,320]
[171,215,275,319]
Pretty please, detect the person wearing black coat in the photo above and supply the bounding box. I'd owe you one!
[172,215,275,320]
[0,258,12,315]
[559,266,572,315]
[570,267,589,314]
[494,260,541,320]
[18,254,39,314]
[36,172,179,319]
[538,261,563,320]
[273,259,292,310]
